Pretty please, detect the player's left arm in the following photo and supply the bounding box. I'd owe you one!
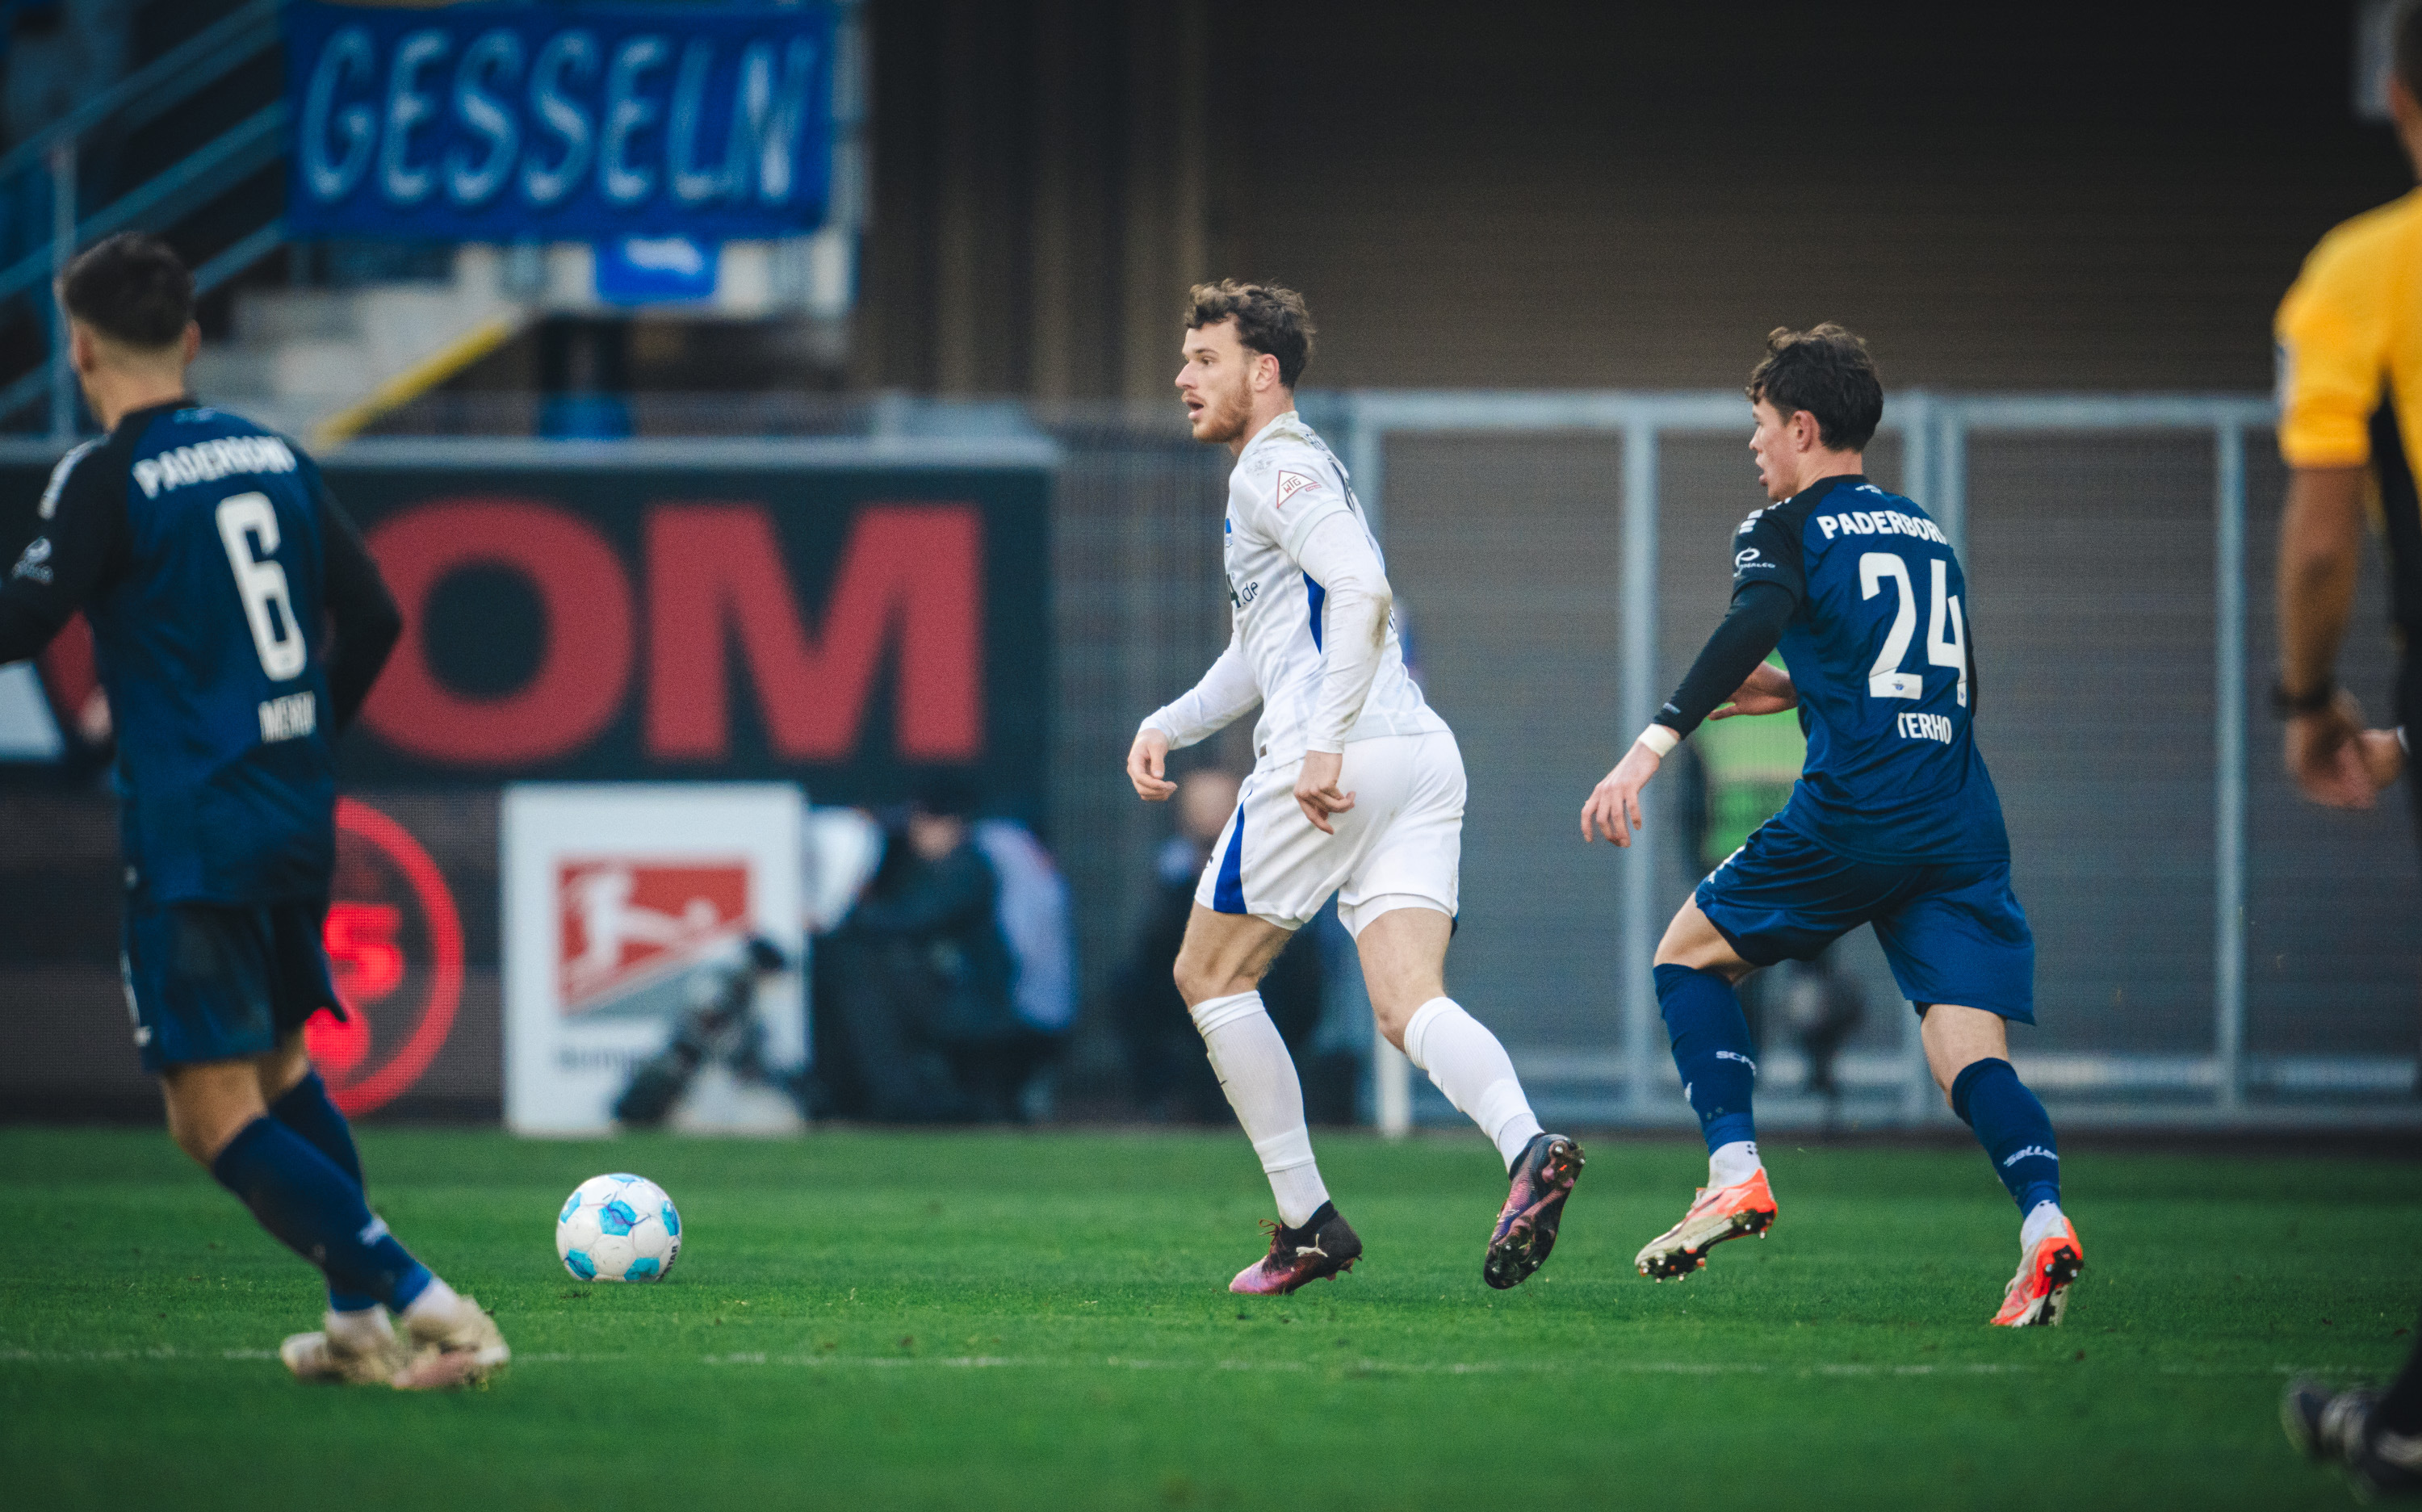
[0,448,125,665]
[1289,508,1391,834]
[312,475,403,732]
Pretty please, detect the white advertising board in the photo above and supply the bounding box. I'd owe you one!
[502,783,806,1135]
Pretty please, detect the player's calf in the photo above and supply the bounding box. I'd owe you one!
[1635,965,1775,1280]
[1946,1052,2080,1326]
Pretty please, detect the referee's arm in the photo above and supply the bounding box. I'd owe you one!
[2277,464,2365,705]
[2277,464,2391,806]
[316,488,401,731]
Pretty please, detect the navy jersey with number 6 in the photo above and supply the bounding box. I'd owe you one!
[0,402,401,905]
[1729,474,2008,864]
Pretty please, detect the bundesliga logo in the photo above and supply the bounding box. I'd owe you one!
[557,860,753,1015]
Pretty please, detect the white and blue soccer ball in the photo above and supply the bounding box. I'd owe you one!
[556,1173,681,1283]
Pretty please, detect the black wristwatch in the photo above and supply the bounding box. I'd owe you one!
[2269,677,2336,718]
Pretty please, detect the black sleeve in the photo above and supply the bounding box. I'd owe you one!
[1653,581,1796,739]
[1725,505,1807,605]
[0,445,126,664]
[316,483,402,732]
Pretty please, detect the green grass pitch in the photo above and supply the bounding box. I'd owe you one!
[2,1125,2415,1510]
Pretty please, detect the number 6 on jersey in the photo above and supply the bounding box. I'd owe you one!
[216,492,306,681]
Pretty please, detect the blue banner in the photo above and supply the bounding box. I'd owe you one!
[283,2,835,241]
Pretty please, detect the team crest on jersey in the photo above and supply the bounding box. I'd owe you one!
[1275,471,1318,509]
[557,860,752,1015]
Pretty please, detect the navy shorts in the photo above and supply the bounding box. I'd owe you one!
[1695,823,2035,1024]
[122,898,340,1074]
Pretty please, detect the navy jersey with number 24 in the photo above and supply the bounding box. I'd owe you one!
[1728,474,2009,865]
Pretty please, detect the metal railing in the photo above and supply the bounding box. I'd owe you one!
[0,0,285,436]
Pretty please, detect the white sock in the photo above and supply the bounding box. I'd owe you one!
[1708,1140,1762,1189]
[398,1275,461,1328]
[325,1305,393,1351]
[1401,997,1545,1171]
[1192,991,1331,1228]
[2020,1199,2068,1251]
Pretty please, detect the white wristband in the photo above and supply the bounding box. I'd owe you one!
[1636,723,1680,757]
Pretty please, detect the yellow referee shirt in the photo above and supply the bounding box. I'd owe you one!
[2276,186,2422,639]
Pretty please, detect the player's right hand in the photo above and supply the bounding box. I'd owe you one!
[1582,743,1661,847]
[2285,693,2382,809]
[1127,725,1176,802]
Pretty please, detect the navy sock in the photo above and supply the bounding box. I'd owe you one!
[268,1073,379,1313]
[1655,964,1758,1154]
[210,1116,434,1310]
[1951,1058,2060,1215]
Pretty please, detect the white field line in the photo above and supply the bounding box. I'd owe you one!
[0,1346,2368,1379]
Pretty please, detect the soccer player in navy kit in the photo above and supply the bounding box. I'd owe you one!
[1581,325,2082,1326]
[0,235,508,1385]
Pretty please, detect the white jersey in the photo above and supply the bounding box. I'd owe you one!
[1150,412,1446,771]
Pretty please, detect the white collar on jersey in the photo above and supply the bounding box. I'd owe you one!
[1238,409,1321,461]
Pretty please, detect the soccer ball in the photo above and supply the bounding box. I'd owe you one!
[556,1173,681,1282]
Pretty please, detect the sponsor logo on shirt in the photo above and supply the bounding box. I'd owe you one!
[132,435,299,499]
[1275,471,1318,509]
[1734,548,1765,569]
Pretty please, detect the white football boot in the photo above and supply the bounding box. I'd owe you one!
[280,1307,408,1385]
[394,1284,511,1389]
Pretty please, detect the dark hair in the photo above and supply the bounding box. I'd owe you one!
[911,769,984,820]
[1185,280,1314,387]
[2399,0,2422,106]
[1745,323,1883,452]
[60,233,193,350]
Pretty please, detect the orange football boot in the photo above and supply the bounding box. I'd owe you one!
[1990,1216,2084,1327]
[1633,1168,1778,1280]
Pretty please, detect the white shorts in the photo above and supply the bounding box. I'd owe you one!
[1193,730,1465,937]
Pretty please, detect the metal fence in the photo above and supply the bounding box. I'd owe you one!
[6,391,2415,1131]
[1322,392,2418,1132]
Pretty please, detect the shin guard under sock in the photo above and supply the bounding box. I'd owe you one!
[1191,991,1330,1228]
[1654,964,1758,1154]
[269,1072,379,1313]
[1951,1058,2060,1216]
[1400,997,1544,1170]
[210,1116,434,1310]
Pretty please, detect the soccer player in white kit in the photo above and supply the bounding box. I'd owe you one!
[1125,282,1583,1295]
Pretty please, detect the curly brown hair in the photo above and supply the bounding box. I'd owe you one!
[1185,280,1315,387]
[1745,323,1883,453]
